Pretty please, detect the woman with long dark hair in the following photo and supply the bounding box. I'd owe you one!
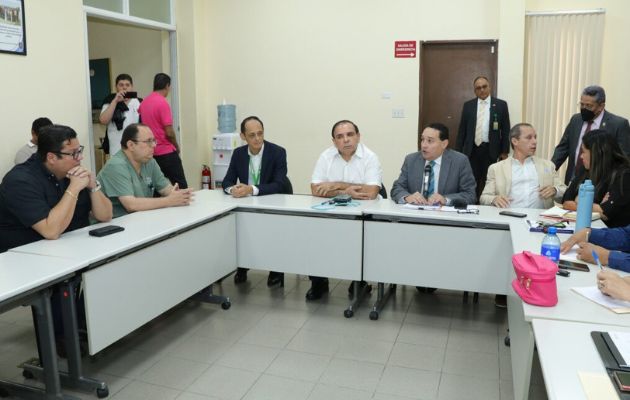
[562,129,630,227]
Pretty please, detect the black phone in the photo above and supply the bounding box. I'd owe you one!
[613,370,630,392]
[124,91,138,99]
[499,211,527,218]
[558,259,590,272]
[89,225,125,237]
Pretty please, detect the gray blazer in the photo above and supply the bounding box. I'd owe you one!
[391,149,477,205]
[551,110,630,184]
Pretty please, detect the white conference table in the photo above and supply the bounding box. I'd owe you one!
[361,202,524,295]
[0,252,88,399]
[507,221,630,400]
[10,196,238,355]
[532,319,630,400]
[215,191,374,281]
[6,190,625,400]
[8,190,375,354]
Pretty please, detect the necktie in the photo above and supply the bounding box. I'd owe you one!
[575,121,593,174]
[474,100,487,146]
[426,160,436,197]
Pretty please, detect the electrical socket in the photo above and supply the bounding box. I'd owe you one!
[392,108,405,118]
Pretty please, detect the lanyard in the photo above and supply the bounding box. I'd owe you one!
[249,157,261,185]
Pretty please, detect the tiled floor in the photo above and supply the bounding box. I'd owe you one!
[0,271,548,399]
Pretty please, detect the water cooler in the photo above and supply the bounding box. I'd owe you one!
[211,104,243,188]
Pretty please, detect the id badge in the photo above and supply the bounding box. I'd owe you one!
[493,121,499,130]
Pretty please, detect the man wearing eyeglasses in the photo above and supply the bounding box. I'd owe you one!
[551,85,630,185]
[0,124,113,253]
[97,123,193,218]
[456,76,511,199]
[223,116,289,287]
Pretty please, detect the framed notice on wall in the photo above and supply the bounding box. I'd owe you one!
[0,0,26,55]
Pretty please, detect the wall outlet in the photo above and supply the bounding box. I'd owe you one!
[392,108,405,118]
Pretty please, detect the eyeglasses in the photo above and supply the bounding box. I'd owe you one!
[474,84,489,91]
[56,145,84,160]
[132,138,157,146]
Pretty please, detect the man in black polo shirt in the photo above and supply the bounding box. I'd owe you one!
[0,125,112,355]
[0,125,112,252]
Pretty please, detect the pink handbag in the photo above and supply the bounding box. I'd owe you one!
[511,251,559,307]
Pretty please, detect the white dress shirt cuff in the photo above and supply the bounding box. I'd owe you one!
[252,185,259,196]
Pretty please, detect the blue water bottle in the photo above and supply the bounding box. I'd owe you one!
[540,227,561,263]
[575,179,595,232]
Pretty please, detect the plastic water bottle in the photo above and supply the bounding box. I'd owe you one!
[575,179,595,232]
[541,227,561,263]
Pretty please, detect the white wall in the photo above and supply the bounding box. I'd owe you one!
[0,0,90,177]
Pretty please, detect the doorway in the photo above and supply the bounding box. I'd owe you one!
[82,9,177,174]
[418,40,498,149]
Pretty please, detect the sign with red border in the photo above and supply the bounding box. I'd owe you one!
[395,41,416,58]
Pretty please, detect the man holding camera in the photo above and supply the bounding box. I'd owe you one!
[99,73,141,156]
[308,120,383,300]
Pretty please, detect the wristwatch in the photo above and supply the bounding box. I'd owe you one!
[91,180,102,193]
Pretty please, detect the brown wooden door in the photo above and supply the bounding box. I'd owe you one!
[419,41,498,149]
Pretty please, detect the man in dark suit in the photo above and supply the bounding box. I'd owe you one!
[223,116,289,287]
[552,85,630,184]
[392,123,476,207]
[456,76,511,198]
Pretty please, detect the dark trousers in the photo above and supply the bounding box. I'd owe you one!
[154,151,188,189]
[469,142,493,199]
[309,276,328,286]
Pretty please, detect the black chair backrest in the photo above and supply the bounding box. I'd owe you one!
[282,176,294,195]
[379,184,387,199]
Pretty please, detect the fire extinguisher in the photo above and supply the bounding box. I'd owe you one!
[201,165,211,189]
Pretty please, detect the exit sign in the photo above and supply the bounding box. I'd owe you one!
[395,41,416,58]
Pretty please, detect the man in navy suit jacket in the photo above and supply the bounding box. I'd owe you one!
[223,116,289,286]
[456,76,511,198]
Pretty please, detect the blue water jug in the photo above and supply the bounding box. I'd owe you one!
[575,179,594,232]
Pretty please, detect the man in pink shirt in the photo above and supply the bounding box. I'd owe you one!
[139,73,188,188]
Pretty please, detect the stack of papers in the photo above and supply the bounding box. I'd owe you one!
[402,204,480,213]
[540,206,600,221]
[572,286,630,314]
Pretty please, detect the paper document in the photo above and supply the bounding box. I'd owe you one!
[609,332,630,367]
[403,204,440,211]
[578,371,620,400]
[560,246,580,262]
[402,204,479,212]
[572,286,630,314]
[540,206,600,221]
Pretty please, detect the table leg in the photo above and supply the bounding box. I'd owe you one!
[508,293,535,400]
[0,289,79,399]
[22,279,109,398]
[368,282,396,320]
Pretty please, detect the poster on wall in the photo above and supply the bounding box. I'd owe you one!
[0,0,26,55]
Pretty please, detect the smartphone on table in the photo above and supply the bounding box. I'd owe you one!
[558,259,590,272]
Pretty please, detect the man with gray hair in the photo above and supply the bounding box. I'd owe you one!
[552,85,630,184]
[481,123,565,209]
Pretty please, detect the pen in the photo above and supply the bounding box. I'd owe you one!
[592,250,603,270]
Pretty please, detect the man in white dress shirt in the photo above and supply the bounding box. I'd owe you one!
[308,119,383,300]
